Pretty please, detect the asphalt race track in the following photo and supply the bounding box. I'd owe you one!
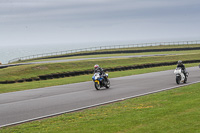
[0,66,199,127]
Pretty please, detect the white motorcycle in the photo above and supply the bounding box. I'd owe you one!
[174,67,189,84]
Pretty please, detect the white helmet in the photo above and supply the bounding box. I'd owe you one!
[178,60,182,65]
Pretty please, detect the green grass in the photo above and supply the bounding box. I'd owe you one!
[0,63,198,94]
[15,49,200,63]
[1,80,199,132]
[1,53,200,82]
[12,44,200,63]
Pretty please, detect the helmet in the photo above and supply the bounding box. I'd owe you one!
[178,60,182,65]
[94,64,99,68]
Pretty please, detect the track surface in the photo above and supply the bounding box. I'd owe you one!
[0,66,199,127]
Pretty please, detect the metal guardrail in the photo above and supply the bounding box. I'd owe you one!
[8,40,200,63]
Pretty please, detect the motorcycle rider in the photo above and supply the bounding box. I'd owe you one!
[94,64,105,75]
[177,60,186,77]
[94,64,106,84]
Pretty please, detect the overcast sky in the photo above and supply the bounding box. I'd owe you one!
[1,0,200,46]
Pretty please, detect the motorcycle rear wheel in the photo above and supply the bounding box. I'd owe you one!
[184,76,187,83]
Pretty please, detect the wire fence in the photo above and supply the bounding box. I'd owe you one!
[8,40,200,63]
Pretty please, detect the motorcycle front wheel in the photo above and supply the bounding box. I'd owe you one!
[176,76,180,84]
[105,79,110,88]
[95,82,100,90]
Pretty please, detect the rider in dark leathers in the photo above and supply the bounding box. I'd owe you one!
[94,64,104,75]
[94,64,106,84]
[177,60,186,76]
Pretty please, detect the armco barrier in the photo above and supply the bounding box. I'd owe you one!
[1,60,200,84]
[2,47,200,70]
[8,40,200,63]
[13,47,200,62]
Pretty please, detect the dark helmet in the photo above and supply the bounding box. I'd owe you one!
[94,64,99,69]
[178,60,182,65]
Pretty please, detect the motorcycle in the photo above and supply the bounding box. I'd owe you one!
[174,67,189,84]
[92,72,110,90]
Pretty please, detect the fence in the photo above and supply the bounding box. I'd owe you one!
[8,40,200,63]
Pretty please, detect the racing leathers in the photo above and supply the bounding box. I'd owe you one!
[94,67,106,85]
[94,67,105,75]
[177,64,186,76]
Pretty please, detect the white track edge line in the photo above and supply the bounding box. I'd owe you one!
[1,80,200,128]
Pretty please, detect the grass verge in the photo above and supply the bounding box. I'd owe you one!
[1,80,199,132]
[0,63,199,94]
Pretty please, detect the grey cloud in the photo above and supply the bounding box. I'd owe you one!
[1,0,200,25]
[1,0,200,23]
[0,0,200,47]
